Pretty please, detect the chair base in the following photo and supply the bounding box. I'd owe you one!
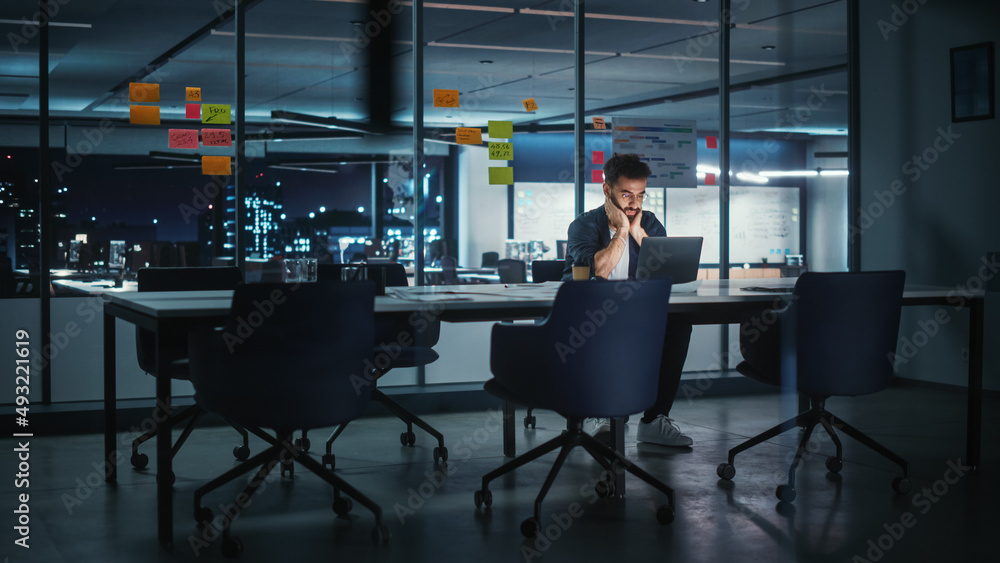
[718,397,911,501]
[475,417,674,537]
[193,430,388,554]
[130,404,252,475]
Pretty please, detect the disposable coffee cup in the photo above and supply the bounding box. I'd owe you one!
[572,263,590,281]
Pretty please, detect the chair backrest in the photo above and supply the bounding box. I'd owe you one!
[492,278,672,418]
[481,251,500,268]
[188,282,376,431]
[497,259,527,284]
[788,271,905,397]
[531,260,565,283]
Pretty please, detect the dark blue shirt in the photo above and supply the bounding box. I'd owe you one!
[562,206,666,281]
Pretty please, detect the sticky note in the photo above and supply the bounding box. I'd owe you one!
[202,128,232,147]
[455,127,482,145]
[488,142,513,160]
[129,105,160,125]
[168,129,199,149]
[129,82,160,103]
[186,87,202,102]
[592,151,604,165]
[488,166,513,185]
[202,104,231,124]
[202,156,232,176]
[186,104,200,119]
[706,136,718,149]
[591,169,604,183]
[592,117,606,129]
[488,120,513,139]
[522,98,538,112]
[705,173,716,185]
[433,89,459,108]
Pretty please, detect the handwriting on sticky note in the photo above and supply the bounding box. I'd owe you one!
[592,117,606,129]
[186,104,200,119]
[168,129,199,149]
[488,167,513,185]
[202,104,231,124]
[201,128,232,147]
[186,87,202,102]
[202,156,232,176]
[455,127,482,144]
[130,105,160,125]
[488,142,513,160]
[488,120,513,139]
[522,98,538,112]
[433,89,459,108]
[129,83,160,103]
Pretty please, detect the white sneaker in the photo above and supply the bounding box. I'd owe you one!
[637,415,693,447]
[586,418,611,442]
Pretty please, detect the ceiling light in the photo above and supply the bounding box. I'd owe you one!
[479,60,494,64]
[761,45,777,50]
[759,170,819,177]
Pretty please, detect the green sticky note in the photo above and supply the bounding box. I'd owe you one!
[488,142,513,160]
[488,166,513,185]
[202,104,231,124]
[488,120,513,139]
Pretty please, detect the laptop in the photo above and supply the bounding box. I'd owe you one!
[635,236,703,284]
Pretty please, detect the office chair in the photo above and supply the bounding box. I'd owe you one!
[189,282,388,554]
[497,258,527,284]
[130,267,249,478]
[312,263,447,466]
[531,259,565,283]
[438,255,459,285]
[481,251,500,268]
[717,271,911,502]
[475,279,676,537]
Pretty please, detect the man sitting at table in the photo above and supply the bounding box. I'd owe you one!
[562,153,693,447]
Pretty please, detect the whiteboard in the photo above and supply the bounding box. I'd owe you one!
[512,183,603,256]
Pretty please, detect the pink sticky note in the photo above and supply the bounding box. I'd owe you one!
[705,173,716,185]
[168,129,199,149]
[592,151,604,165]
[186,104,200,119]
[591,169,604,183]
[706,136,718,149]
[201,128,232,147]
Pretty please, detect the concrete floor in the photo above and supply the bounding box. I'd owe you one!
[2,385,996,562]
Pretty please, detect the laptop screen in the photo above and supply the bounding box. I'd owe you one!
[635,236,704,284]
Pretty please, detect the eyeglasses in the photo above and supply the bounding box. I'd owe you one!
[617,191,645,202]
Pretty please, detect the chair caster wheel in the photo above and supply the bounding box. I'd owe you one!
[280,461,294,478]
[825,456,843,473]
[400,431,416,446]
[474,489,493,508]
[776,484,796,502]
[892,476,912,495]
[332,496,353,516]
[294,437,310,452]
[131,452,149,470]
[520,517,541,538]
[322,453,336,470]
[433,446,448,463]
[656,505,674,525]
[371,524,391,545]
[595,478,616,498]
[523,415,536,429]
[158,471,175,486]
[221,536,243,558]
[717,462,735,481]
[233,445,250,461]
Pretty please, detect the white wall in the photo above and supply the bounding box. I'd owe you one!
[806,136,848,272]
[457,145,507,267]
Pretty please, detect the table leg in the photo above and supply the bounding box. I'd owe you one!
[155,333,173,548]
[103,311,116,483]
[967,297,983,470]
[502,400,515,457]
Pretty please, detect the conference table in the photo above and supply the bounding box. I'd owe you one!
[101,278,985,548]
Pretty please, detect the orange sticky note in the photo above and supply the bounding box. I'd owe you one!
[592,116,606,129]
[522,98,538,112]
[168,129,199,149]
[185,103,200,119]
[201,128,232,147]
[202,156,232,176]
[186,87,202,102]
[129,105,160,125]
[433,89,459,108]
[129,82,160,103]
[455,127,482,145]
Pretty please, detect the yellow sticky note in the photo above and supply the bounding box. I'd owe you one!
[129,82,160,103]
[488,166,513,185]
[522,98,538,112]
[488,142,513,160]
[433,89,459,108]
[455,127,482,145]
[129,105,160,125]
[592,116,606,129]
[488,120,513,139]
[201,156,232,176]
[186,87,202,102]
[202,104,231,124]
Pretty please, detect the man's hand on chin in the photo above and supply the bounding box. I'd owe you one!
[629,209,647,243]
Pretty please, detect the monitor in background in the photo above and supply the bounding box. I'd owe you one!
[635,236,703,284]
[556,240,568,260]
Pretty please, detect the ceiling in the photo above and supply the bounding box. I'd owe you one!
[0,0,849,153]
